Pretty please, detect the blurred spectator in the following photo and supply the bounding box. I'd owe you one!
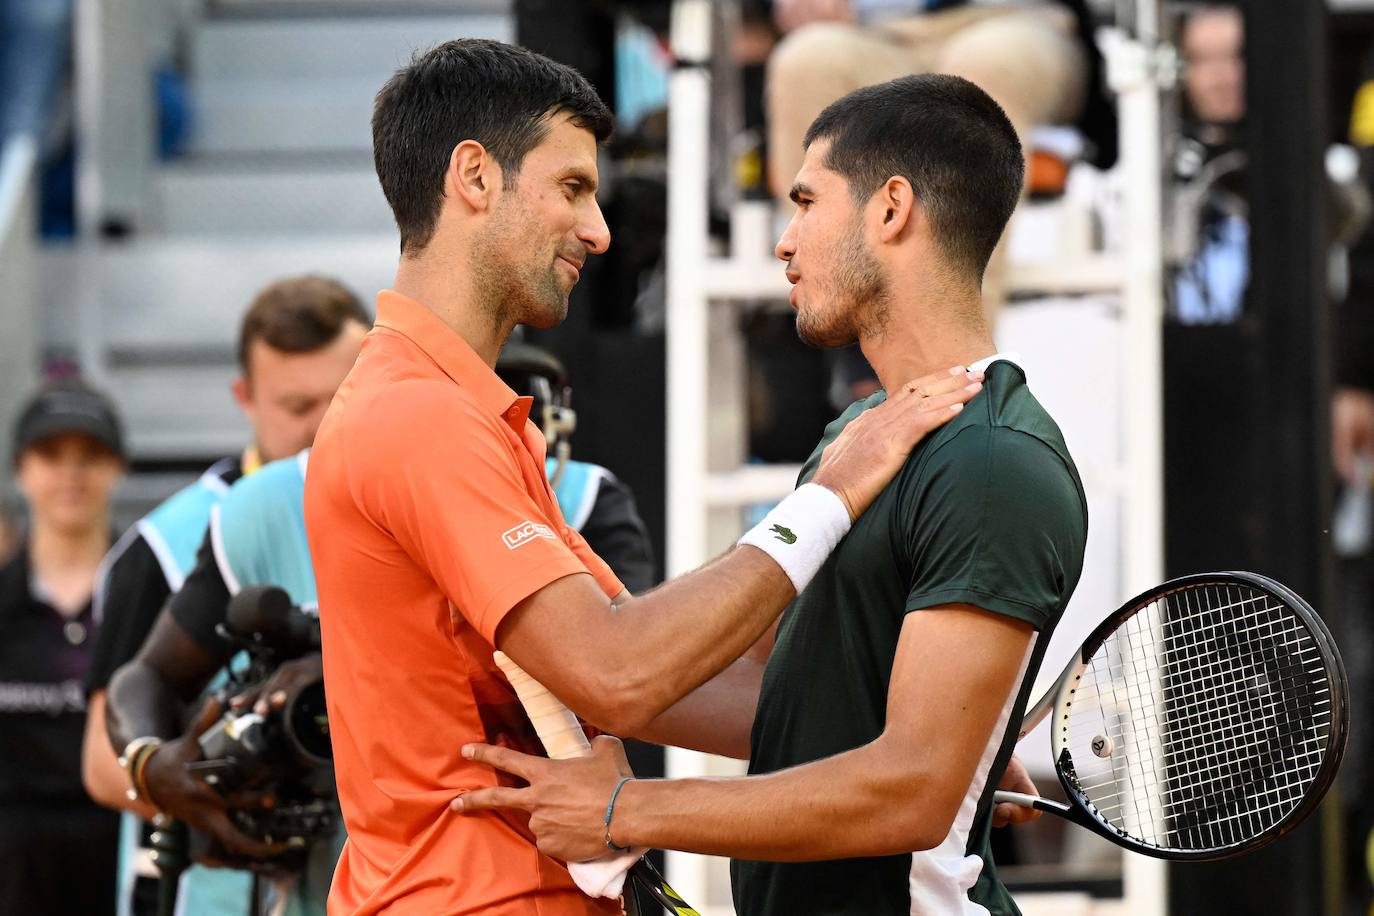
[1180,3,1245,148]
[0,380,125,916]
[765,0,1111,319]
[1172,4,1368,327]
[1171,3,1248,325]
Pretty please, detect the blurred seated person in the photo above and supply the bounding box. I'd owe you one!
[1169,5,1368,325]
[1171,3,1247,325]
[1179,3,1244,156]
[0,380,126,915]
[766,0,1106,318]
[496,340,656,593]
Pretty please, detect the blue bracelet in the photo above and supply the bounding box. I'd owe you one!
[603,776,635,852]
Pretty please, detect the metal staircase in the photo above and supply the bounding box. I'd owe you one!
[53,1,511,476]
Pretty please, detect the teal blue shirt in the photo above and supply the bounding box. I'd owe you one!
[201,450,336,915]
[121,452,334,916]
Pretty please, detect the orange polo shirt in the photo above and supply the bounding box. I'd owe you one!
[305,290,625,915]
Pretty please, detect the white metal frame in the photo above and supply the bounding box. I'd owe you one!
[663,0,1171,912]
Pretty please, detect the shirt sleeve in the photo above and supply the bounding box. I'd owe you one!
[902,426,1087,630]
[86,534,172,694]
[352,381,622,644]
[167,533,235,660]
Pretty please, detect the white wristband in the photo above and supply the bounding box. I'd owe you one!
[737,483,852,593]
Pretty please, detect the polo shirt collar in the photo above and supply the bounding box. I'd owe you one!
[968,351,1023,374]
[375,290,533,430]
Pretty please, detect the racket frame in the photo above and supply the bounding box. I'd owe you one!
[1010,571,1349,861]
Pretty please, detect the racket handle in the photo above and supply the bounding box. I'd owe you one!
[993,790,1075,820]
[492,651,641,902]
[492,651,593,760]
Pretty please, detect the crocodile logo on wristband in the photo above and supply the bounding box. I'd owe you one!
[769,524,798,545]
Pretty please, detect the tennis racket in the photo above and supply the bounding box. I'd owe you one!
[993,571,1348,860]
[493,651,701,916]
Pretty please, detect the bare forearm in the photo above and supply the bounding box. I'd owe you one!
[632,656,763,758]
[105,660,191,751]
[612,742,948,860]
[601,547,789,728]
[82,691,159,818]
[502,547,792,734]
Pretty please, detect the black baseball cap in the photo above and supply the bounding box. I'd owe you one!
[12,381,126,464]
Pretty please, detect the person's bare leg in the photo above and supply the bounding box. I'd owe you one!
[766,22,913,199]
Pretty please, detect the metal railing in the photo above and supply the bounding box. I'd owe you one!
[0,136,40,470]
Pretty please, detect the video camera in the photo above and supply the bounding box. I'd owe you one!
[191,585,336,852]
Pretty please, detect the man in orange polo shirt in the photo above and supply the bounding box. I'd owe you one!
[305,39,982,915]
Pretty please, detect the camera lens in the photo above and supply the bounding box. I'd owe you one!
[284,680,332,766]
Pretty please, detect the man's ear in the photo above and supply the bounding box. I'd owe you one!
[231,375,254,414]
[447,139,502,213]
[876,176,916,243]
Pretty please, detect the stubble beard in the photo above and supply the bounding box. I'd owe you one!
[796,227,891,349]
[471,219,569,333]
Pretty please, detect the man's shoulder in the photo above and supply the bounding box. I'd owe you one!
[143,459,237,529]
[340,373,495,441]
[226,451,306,500]
[100,524,157,579]
[136,459,241,585]
[920,364,1076,476]
[220,452,308,525]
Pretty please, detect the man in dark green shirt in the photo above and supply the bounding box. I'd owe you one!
[458,73,1089,916]
[733,353,1086,915]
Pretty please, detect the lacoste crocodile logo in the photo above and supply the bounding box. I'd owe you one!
[770,524,797,545]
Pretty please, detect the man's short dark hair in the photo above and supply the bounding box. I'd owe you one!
[237,276,371,373]
[372,38,613,255]
[803,74,1024,283]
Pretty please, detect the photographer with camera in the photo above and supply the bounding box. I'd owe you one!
[86,277,368,915]
[106,448,343,914]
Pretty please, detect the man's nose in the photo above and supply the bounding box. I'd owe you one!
[775,214,799,262]
[579,202,611,255]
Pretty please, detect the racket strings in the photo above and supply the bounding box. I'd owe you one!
[1155,589,1325,847]
[1121,588,1324,844]
[1059,583,1333,852]
[1124,587,1327,847]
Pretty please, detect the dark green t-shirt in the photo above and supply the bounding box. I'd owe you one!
[731,359,1088,916]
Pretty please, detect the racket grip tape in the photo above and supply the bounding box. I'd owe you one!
[993,790,1079,822]
[493,651,592,760]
